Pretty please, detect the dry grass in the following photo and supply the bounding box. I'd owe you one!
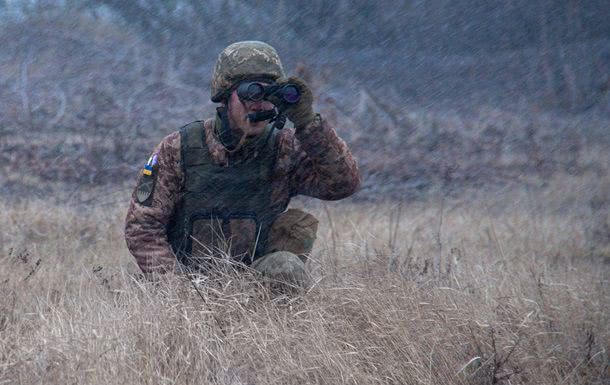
[0,176,608,385]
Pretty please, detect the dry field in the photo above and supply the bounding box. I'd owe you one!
[0,175,608,385]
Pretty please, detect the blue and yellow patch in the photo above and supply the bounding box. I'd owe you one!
[142,164,153,176]
[141,153,158,175]
[136,153,158,205]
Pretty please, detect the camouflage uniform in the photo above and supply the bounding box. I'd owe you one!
[124,41,360,286]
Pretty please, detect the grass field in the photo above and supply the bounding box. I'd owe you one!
[0,175,608,385]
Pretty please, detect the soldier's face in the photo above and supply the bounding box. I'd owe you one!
[227,89,275,137]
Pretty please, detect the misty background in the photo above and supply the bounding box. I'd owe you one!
[1,0,609,201]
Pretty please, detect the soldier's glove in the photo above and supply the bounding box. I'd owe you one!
[270,77,316,130]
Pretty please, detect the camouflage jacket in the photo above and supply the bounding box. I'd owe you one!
[124,115,360,274]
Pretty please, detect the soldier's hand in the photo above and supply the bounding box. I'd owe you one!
[271,77,315,130]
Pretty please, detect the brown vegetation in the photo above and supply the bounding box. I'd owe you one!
[1,175,608,384]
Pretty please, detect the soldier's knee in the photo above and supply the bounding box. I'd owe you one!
[266,208,319,262]
[252,251,311,289]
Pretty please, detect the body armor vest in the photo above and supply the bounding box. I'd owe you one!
[167,120,287,266]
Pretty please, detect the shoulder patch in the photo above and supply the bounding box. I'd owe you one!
[136,174,155,205]
[136,153,158,205]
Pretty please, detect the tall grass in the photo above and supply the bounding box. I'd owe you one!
[0,176,608,384]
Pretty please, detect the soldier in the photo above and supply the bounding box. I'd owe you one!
[124,41,360,288]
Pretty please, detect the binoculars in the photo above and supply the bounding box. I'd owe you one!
[236,81,300,105]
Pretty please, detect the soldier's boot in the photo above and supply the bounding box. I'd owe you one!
[251,251,311,290]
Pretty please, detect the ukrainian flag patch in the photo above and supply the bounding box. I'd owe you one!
[137,152,158,205]
[141,153,158,175]
[142,164,153,176]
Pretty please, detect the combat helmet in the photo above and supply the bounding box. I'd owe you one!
[211,41,285,103]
